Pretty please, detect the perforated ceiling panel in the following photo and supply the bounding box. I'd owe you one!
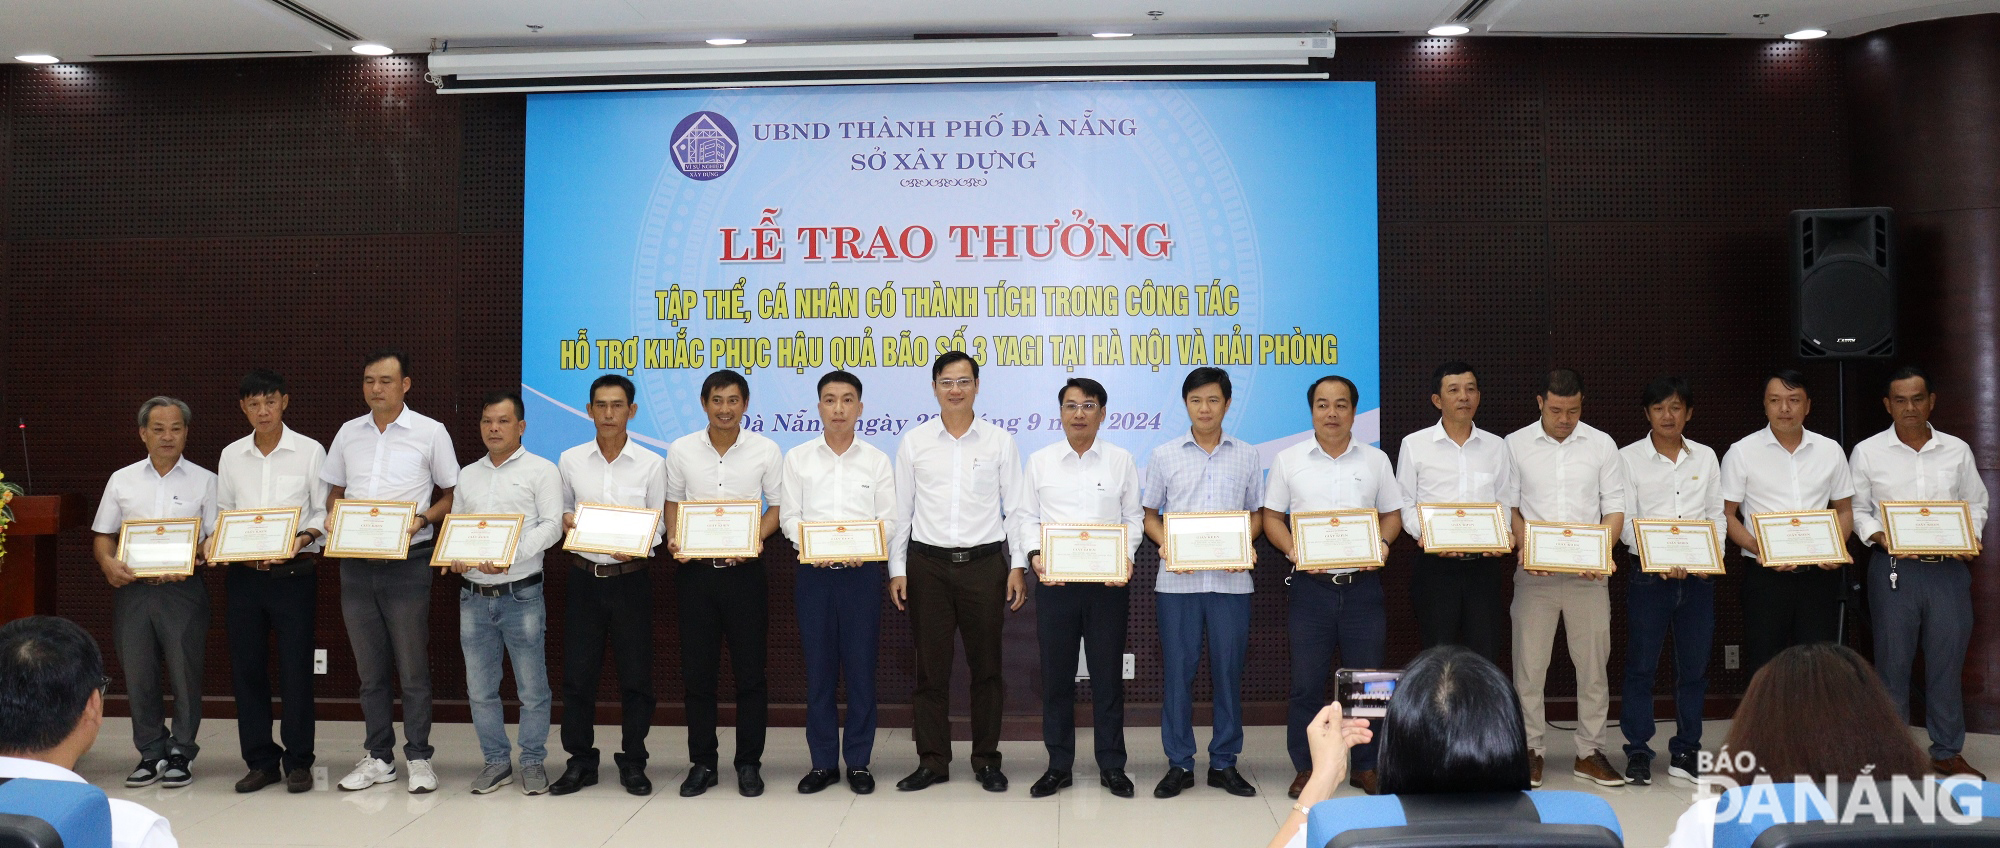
[0,37,1858,724]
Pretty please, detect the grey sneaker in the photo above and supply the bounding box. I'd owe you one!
[471,761,514,794]
[520,762,550,796]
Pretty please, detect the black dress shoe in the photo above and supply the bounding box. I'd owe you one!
[896,766,948,791]
[1029,769,1071,798]
[549,763,598,796]
[798,769,840,794]
[847,769,876,794]
[1207,766,1256,797]
[1154,767,1195,798]
[285,767,314,794]
[678,764,715,797]
[1100,768,1135,798]
[612,761,646,796]
[235,767,282,793]
[738,765,764,797]
[974,765,1008,792]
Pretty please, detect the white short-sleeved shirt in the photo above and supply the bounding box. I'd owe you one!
[0,756,178,848]
[1849,424,1991,547]
[1263,438,1407,574]
[91,457,218,538]
[889,416,1026,578]
[1618,436,1724,551]
[558,439,668,564]
[1017,439,1144,570]
[216,426,328,551]
[779,435,896,548]
[1719,426,1856,560]
[320,407,460,544]
[665,428,783,507]
[452,448,564,582]
[1505,420,1626,525]
[1394,420,1514,543]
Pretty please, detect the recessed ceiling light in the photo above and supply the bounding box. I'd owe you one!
[1093,32,1134,38]
[1784,29,1828,40]
[707,38,747,46]
[1427,25,1470,36]
[351,43,393,55]
[15,54,60,64]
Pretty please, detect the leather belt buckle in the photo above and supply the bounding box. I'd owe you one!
[591,561,623,578]
[950,551,972,563]
[1916,555,1947,563]
[1330,572,1355,585]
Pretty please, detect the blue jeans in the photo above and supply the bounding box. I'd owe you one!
[459,579,551,765]
[1157,591,1250,771]
[1621,571,1713,761]
[1286,572,1386,773]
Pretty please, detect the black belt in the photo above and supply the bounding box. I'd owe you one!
[910,540,1004,564]
[575,558,648,578]
[1904,555,1949,563]
[462,571,543,597]
[1291,569,1364,585]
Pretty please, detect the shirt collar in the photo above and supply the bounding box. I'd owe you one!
[1060,439,1103,464]
[1890,424,1940,453]
[241,425,299,458]
[146,456,192,479]
[0,757,85,784]
[933,418,984,443]
[480,447,526,469]
[1177,429,1241,452]
[1638,435,1688,464]
[1308,437,1361,461]
[1427,419,1487,447]
[1757,425,1817,453]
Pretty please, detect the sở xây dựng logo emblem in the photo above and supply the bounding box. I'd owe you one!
[671,111,740,181]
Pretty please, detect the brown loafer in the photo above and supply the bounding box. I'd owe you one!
[1288,770,1311,799]
[1934,755,1986,781]
[1529,751,1544,788]
[235,767,283,793]
[1348,769,1379,795]
[1572,751,1628,787]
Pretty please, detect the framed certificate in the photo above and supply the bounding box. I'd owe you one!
[798,520,888,563]
[209,507,302,563]
[1881,501,1978,556]
[1417,503,1512,554]
[1751,509,1852,567]
[1040,523,1131,582]
[434,514,525,568]
[1522,521,1614,574]
[325,499,417,560]
[674,499,763,559]
[1290,509,1385,571]
[1162,511,1255,572]
[1632,520,1726,575]
[117,518,200,577]
[564,503,663,558]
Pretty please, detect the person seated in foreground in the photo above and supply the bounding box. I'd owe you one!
[0,616,178,848]
[1665,641,1983,848]
[1269,645,1622,848]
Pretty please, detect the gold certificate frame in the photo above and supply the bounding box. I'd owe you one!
[797,520,888,563]
[564,502,664,558]
[1417,503,1513,554]
[1039,522,1131,583]
[1162,510,1255,572]
[1751,509,1852,568]
[1289,509,1385,572]
[434,514,526,568]
[209,507,303,563]
[117,518,201,576]
[325,499,418,560]
[1631,520,1726,575]
[673,499,763,559]
[1880,501,1978,556]
[1522,521,1615,574]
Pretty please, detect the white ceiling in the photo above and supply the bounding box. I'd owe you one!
[5,0,2000,62]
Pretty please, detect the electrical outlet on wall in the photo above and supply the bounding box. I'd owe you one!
[314,649,328,675]
[1123,653,1136,680]
[1724,645,1740,670]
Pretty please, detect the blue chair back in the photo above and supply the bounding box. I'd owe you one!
[0,778,111,848]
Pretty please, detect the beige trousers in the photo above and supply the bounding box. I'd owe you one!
[1510,570,1612,757]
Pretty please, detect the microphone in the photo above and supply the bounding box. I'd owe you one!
[15,419,31,495]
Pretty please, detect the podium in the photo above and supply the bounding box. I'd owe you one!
[0,494,84,621]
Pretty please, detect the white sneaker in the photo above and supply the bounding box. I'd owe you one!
[339,758,396,791]
[407,759,438,794]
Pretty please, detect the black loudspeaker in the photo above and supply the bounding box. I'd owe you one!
[1792,207,1895,358]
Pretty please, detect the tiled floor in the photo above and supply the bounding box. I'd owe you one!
[75,717,1994,848]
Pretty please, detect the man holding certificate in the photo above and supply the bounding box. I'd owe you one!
[1850,365,1990,779]
[1394,361,1516,663]
[1017,378,1143,800]
[665,369,783,798]
[90,396,218,789]
[554,374,667,797]
[321,349,460,794]
[1719,369,1854,678]
[448,391,564,795]
[1143,366,1264,799]
[1261,375,1406,799]
[1615,376,1723,787]
[888,351,1028,794]
[1505,369,1627,789]
[779,370,896,795]
[214,370,327,794]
